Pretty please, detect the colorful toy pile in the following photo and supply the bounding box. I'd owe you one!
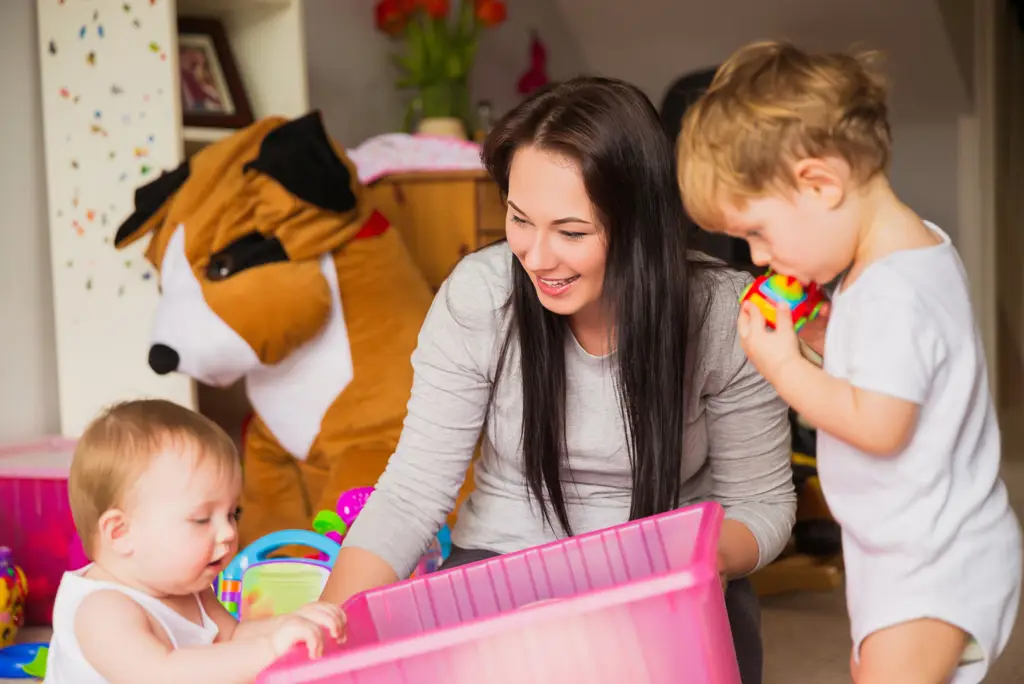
[0,546,48,680]
[0,547,28,648]
[739,269,824,332]
[215,487,450,621]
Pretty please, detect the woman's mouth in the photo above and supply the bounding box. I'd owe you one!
[535,274,580,297]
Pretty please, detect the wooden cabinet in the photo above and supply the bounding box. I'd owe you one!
[366,170,507,290]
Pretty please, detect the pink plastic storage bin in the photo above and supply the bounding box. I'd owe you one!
[0,437,81,625]
[259,501,739,684]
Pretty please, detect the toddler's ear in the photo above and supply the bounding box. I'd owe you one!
[97,509,132,556]
[792,157,846,210]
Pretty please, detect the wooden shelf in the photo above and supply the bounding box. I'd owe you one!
[177,0,296,15]
[183,126,233,143]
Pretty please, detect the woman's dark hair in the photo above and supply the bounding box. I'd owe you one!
[480,76,710,535]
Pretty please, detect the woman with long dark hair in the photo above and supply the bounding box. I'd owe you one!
[321,77,795,682]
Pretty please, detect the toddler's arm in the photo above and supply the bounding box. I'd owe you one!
[740,293,938,457]
[769,359,919,456]
[74,590,333,684]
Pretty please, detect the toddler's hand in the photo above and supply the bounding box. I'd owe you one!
[270,615,327,660]
[293,601,347,644]
[737,298,803,384]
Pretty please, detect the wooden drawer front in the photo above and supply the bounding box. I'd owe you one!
[476,180,506,233]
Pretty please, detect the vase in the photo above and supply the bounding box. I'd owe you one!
[416,116,468,140]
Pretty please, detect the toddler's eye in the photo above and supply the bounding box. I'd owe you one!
[191,517,210,525]
[231,506,243,521]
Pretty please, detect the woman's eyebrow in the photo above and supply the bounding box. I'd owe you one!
[507,200,591,226]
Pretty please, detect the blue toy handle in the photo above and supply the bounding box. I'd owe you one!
[221,529,341,583]
[0,642,48,679]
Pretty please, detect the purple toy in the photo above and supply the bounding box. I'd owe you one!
[336,487,375,528]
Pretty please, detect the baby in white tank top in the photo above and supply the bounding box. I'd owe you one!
[44,400,346,684]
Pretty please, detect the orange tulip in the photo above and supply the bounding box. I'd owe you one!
[475,0,507,27]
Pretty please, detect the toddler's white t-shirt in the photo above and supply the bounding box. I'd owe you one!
[817,222,1021,684]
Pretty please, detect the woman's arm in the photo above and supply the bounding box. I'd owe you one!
[703,272,797,579]
[321,256,502,605]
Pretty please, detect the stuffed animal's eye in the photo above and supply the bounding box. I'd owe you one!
[207,255,235,281]
[205,230,288,282]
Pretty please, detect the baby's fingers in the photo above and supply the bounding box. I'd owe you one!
[303,624,326,660]
[306,604,346,641]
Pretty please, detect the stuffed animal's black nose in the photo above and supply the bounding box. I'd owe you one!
[148,344,180,375]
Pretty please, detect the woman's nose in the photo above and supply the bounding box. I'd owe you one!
[522,233,556,272]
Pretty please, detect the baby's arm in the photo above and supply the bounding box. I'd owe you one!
[200,589,344,643]
[75,590,325,684]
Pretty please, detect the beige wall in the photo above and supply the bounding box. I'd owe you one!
[0,1,60,441]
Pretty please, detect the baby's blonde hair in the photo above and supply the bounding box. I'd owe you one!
[69,399,239,557]
[677,40,892,231]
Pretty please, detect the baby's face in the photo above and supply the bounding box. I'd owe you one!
[122,444,241,597]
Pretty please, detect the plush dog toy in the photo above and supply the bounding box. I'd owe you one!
[113,111,438,547]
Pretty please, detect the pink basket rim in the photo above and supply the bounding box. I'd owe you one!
[266,502,724,679]
[0,435,77,479]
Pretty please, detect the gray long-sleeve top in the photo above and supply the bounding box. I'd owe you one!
[342,242,796,578]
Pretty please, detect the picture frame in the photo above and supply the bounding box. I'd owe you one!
[177,17,254,129]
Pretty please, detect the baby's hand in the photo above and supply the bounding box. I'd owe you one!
[270,615,327,660]
[293,601,347,644]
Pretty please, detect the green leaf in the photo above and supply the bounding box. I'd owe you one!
[403,100,418,133]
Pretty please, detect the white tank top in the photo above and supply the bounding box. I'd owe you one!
[44,565,220,684]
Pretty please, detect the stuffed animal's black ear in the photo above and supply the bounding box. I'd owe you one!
[114,161,191,248]
[242,111,357,214]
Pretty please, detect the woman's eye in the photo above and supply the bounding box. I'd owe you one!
[509,215,527,225]
[560,231,586,241]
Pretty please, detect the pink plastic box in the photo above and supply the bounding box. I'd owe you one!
[259,501,739,684]
[0,438,80,625]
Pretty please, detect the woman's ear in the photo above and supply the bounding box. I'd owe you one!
[792,157,847,210]
[97,508,133,556]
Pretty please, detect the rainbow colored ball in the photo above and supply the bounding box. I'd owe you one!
[739,271,824,332]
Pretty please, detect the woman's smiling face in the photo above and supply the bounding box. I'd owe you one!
[504,145,607,318]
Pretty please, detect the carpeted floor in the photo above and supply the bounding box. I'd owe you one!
[762,459,1024,684]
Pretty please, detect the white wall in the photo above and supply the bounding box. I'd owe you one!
[0,2,60,442]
